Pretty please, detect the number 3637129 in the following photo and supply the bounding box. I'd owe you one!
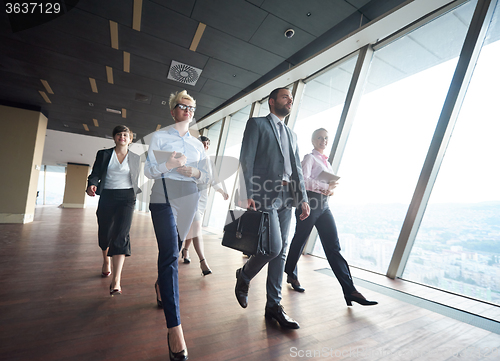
[5,2,62,14]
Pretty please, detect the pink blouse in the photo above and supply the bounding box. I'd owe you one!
[301,149,334,193]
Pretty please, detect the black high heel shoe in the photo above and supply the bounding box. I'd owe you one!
[200,259,212,276]
[155,280,162,308]
[344,291,378,306]
[110,283,122,296]
[167,333,188,361]
[181,248,190,264]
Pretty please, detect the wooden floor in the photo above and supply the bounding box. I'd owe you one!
[0,206,499,361]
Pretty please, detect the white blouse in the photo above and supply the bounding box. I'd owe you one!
[104,150,133,189]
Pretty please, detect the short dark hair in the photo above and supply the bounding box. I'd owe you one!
[112,125,132,138]
[268,87,290,104]
[199,135,210,142]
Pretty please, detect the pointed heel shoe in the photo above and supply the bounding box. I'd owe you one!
[109,284,122,296]
[181,248,191,264]
[200,259,212,276]
[155,280,162,308]
[167,333,188,361]
[344,291,377,306]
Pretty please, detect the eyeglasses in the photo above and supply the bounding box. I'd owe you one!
[175,103,196,113]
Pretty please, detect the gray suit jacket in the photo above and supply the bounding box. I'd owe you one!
[239,114,307,209]
[87,148,142,196]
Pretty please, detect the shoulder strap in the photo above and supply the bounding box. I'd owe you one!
[161,177,168,204]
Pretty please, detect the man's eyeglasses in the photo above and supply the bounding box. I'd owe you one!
[175,103,196,113]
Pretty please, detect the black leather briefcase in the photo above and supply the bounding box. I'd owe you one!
[222,209,271,256]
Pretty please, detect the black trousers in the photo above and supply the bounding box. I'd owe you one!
[284,191,356,295]
[96,188,135,257]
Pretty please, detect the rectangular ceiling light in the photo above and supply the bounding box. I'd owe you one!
[122,108,127,118]
[106,66,114,84]
[38,90,51,103]
[123,51,130,73]
[156,124,161,131]
[93,118,99,127]
[190,22,206,51]
[106,108,121,114]
[133,0,143,31]
[83,124,89,131]
[109,20,119,49]
[89,78,98,93]
[40,79,54,94]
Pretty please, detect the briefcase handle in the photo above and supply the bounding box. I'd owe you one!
[233,209,266,239]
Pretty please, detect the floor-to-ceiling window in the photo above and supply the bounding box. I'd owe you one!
[205,119,223,159]
[258,98,269,117]
[331,0,477,274]
[37,165,66,205]
[403,2,500,305]
[208,106,251,229]
[293,55,358,161]
[288,55,358,254]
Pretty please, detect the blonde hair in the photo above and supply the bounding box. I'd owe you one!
[311,128,328,142]
[169,90,196,111]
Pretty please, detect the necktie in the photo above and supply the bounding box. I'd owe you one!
[278,121,292,180]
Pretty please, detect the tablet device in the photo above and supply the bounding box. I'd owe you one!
[316,171,340,183]
[153,150,184,164]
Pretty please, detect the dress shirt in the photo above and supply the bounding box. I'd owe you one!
[104,151,133,189]
[301,149,334,193]
[269,113,291,182]
[144,125,209,184]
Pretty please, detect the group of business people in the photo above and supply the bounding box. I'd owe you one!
[85,87,377,361]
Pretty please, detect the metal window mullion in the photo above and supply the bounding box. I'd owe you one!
[387,0,498,279]
[203,116,231,227]
[286,80,306,129]
[329,45,374,171]
[43,165,47,205]
[250,101,261,118]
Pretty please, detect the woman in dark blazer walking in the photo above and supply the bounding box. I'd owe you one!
[86,125,141,295]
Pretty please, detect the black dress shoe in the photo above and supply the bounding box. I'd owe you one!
[264,304,300,329]
[154,280,162,308]
[286,275,305,292]
[344,291,378,306]
[235,268,249,308]
[167,334,188,361]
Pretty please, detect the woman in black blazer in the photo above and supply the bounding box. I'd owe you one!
[86,125,141,295]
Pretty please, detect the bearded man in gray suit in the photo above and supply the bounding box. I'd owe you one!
[235,87,310,329]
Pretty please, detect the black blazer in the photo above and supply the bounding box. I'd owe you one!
[87,148,142,196]
[239,114,307,209]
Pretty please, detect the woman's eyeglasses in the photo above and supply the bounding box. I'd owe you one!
[175,103,196,113]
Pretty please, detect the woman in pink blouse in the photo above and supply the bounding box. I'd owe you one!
[284,128,377,306]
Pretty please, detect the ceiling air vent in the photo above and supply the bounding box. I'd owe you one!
[167,60,202,86]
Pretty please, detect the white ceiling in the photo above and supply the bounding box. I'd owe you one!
[42,129,148,167]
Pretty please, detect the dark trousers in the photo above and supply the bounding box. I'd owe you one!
[150,202,181,328]
[284,191,356,295]
[240,184,293,308]
[96,189,135,256]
